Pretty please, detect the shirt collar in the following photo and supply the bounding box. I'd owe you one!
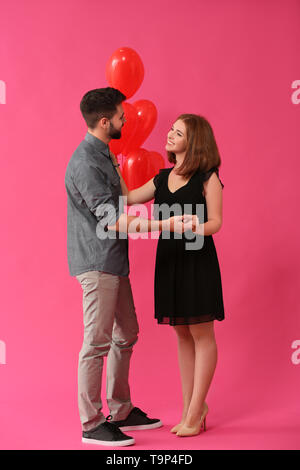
[84,132,111,159]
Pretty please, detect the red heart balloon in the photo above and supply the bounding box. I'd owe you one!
[147,151,165,177]
[123,100,158,155]
[109,102,138,156]
[122,148,152,190]
[122,148,165,190]
[106,47,144,99]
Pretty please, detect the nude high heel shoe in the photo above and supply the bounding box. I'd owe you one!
[176,402,209,437]
[170,423,183,433]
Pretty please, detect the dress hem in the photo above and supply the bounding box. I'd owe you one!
[155,315,225,326]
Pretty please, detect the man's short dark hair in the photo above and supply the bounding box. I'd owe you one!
[80,87,126,129]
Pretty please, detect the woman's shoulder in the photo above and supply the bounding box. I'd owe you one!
[198,166,224,189]
[153,167,172,188]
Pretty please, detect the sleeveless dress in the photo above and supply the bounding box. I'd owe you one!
[153,166,225,326]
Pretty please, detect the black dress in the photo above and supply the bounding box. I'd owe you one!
[153,166,225,326]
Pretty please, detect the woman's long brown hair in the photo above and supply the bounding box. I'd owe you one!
[167,114,221,178]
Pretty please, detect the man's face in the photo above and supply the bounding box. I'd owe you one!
[108,103,126,140]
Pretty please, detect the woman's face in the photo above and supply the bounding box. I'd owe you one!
[165,119,187,154]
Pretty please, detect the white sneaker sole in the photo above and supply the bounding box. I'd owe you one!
[119,420,163,431]
[82,437,135,447]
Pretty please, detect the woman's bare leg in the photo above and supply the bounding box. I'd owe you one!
[183,321,217,429]
[172,325,195,429]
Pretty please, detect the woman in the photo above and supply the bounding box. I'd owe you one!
[111,114,225,437]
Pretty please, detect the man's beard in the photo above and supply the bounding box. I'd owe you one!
[109,122,122,140]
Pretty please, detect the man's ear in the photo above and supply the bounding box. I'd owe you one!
[99,117,110,129]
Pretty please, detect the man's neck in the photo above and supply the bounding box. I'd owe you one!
[87,128,110,145]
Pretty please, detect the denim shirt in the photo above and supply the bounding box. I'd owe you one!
[65,132,129,277]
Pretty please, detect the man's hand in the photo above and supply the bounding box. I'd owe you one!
[109,150,119,166]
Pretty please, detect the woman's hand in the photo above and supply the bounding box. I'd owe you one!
[183,214,199,232]
[163,215,194,233]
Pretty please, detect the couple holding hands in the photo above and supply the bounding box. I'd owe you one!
[65,87,225,446]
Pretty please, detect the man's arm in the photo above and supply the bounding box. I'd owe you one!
[72,161,123,227]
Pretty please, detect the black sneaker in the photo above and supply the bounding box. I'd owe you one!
[82,420,135,447]
[110,407,163,431]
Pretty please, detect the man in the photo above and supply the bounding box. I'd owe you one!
[65,87,191,447]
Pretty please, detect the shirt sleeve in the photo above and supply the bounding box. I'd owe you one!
[203,167,224,189]
[73,162,121,224]
[153,168,166,189]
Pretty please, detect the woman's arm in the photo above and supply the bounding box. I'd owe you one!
[188,173,223,236]
[125,178,156,205]
[108,214,192,234]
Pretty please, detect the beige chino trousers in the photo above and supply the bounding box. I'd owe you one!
[76,270,139,431]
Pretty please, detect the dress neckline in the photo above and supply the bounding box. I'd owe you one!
[167,168,195,194]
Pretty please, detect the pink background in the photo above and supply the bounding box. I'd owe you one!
[1,0,300,450]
